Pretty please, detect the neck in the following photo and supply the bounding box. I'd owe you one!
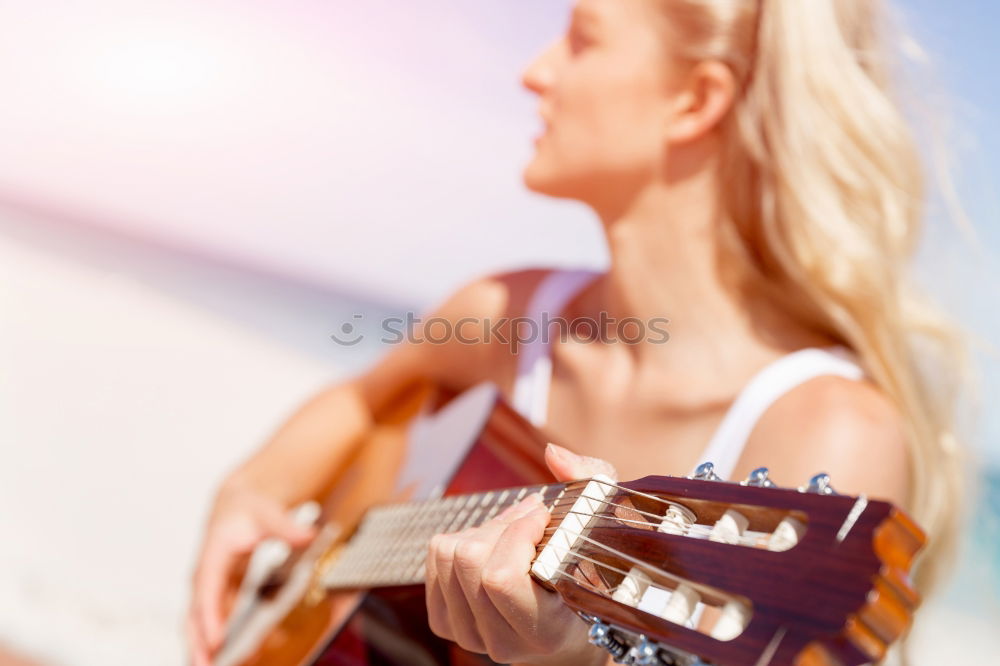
[591,168,759,367]
[575,159,831,391]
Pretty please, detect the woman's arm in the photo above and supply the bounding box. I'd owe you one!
[218,380,378,507]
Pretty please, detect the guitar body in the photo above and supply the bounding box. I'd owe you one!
[226,382,554,666]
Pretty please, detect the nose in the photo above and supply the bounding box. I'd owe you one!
[520,39,560,96]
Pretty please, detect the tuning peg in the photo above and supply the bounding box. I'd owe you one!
[587,620,628,661]
[742,467,776,488]
[627,636,660,665]
[801,472,838,495]
[692,462,721,481]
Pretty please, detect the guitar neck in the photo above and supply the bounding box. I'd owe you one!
[322,483,569,589]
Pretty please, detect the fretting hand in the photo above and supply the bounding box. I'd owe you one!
[424,443,617,665]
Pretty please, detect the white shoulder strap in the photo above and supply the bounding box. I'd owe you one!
[511,269,601,426]
[694,346,866,480]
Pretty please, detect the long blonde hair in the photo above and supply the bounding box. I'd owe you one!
[655,0,968,596]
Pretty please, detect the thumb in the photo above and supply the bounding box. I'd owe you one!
[545,443,618,483]
[257,503,318,546]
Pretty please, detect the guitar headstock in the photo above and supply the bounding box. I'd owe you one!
[532,463,924,666]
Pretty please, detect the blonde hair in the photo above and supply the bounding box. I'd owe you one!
[655,0,968,597]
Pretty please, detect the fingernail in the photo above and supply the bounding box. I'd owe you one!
[548,443,577,465]
[546,442,564,461]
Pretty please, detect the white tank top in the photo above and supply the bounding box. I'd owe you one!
[510,269,867,480]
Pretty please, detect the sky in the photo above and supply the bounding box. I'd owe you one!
[891,0,1000,460]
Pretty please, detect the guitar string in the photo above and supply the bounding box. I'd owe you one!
[545,493,695,524]
[544,564,726,635]
[542,505,772,548]
[546,529,710,598]
[546,564,689,608]
[328,487,573,580]
[330,480,778,583]
[540,546,714,606]
[541,508,770,549]
[345,509,687,583]
[331,490,755,583]
[355,476,689,537]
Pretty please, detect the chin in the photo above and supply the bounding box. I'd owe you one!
[521,159,584,200]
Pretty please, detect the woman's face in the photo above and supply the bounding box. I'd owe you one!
[521,0,678,206]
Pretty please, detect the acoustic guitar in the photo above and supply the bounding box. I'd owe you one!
[213,382,924,666]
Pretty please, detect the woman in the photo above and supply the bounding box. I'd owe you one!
[188,0,966,664]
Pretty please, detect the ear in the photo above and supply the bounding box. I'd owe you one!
[664,60,737,144]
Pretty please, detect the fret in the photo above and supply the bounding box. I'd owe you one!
[368,506,412,578]
[483,489,511,523]
[390,502,429,558]
[396,499,441,578]
[517,486,530,501]
[371,521,408,581]
[547,485,568,513]
[463,491,494,530]
[386,496,451,584]
[397,500,439,581]
[441,493,477,535]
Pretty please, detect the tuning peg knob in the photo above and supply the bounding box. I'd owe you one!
[627,636,660,666]
[742,467,776,488]
[692,462,721,481]
[588,621,611,646]
[587,621,628,661]
[801,473,838,495]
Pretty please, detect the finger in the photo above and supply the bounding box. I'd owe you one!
[480,503,556,637]
[451,528,519,658]
[424,533,453,641]
[544,443,618,482]
[257,503,317,545]
[186,611,211,666]
[434,490,543,622]
[450,491,545,620]
[435,530,487,653]
[424,495,545,652]
[194,543,234,652]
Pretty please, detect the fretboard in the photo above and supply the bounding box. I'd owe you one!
[321,483,568,589]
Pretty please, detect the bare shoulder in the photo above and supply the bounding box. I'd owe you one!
[365,268,555,392]
[442,268,551,316]
[354,268,554,417]
[733,376,910,507]
[430,268,553,327]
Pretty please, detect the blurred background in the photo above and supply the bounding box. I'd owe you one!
[0,0,996,664]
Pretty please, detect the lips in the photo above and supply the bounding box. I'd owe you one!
[538,107,553,130]
[535,106,553,142]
